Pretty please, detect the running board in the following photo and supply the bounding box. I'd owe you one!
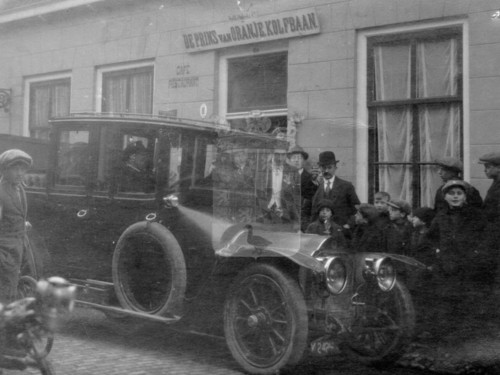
[77,300,181,324]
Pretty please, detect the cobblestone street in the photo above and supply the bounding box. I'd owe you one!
[1,306,432,375]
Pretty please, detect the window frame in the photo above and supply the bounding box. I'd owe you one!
[24,72,71,138]
[355,20,469,204]
[95,61,155,114]
[218,43,289,125]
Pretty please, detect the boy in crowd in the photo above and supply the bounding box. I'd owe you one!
[351,203,385,253]
[374,191,391,225]
[409,207,436,262]
[434,157,482,212]
[0,149,33,304]
[306,199,346,248]
[385,199,413,256]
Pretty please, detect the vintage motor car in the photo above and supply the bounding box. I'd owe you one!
[23,113,424,375]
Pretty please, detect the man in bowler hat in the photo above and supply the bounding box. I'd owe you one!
[0,149,33,304]
[287,145,317,231]
[311,151,360,227]
[433,156,482,212]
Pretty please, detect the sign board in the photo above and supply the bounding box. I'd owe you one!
[182,8,320,53]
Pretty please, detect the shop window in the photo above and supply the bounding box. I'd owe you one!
[102,66,153,114]
[367,27,463,207]
[224,51,288,134]
[29,78,70,139]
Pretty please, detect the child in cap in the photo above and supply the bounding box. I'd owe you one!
[0,149,33,304]
[351,203,385,253]
[385,199,413,255]
[306,199,346,248]
[425,180,488,329]
[409,207,436,260]
[374,191,391,226]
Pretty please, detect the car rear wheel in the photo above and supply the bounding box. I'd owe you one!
[224,263,308,375]
[112,222,186,317]
[344,280,415,365]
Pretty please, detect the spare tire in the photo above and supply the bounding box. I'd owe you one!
[112,221,186,317]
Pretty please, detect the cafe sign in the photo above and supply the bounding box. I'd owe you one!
[182,8,320,52]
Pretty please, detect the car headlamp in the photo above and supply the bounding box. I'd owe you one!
[163,194,179,208]
[323,256,347,295]
[363,257,396,292]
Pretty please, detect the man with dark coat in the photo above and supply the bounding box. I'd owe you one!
[478,152,500,291]
[433,157,482,212]
[311,151,360,227]
[0,149,33,304]
[287,145,318,231]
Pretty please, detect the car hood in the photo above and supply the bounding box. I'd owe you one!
[214,224,427,273]
[215,224,334,272]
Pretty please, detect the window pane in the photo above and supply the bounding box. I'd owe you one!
[376,107,413,201]
[129,71,153,114]
[29,79,70,139]
[373,44,411,101]
[417,38,459,98]
[102,76,128,113]
[227,53,287,113]
[56,130,89,187]
[102,67,153,114]
[419,103,461,206]
[116,133,156,193]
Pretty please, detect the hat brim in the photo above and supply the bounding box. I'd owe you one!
[287,151,309,160]
[4,159,32,169]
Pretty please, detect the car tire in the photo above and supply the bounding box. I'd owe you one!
[224,263,308,375]
[343,280,415,365]
[112,221,186,317]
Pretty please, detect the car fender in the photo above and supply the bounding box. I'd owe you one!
[216,225,329,273]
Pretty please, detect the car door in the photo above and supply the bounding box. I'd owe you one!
[31,124,96,280]
[87,123,161,281]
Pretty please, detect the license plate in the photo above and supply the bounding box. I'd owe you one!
[309,336,340,356]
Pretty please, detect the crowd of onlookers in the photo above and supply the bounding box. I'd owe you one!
[284,145,500,336]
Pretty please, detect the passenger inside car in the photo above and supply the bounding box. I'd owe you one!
[119,141,155,193]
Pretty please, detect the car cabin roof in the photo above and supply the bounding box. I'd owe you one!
[49,112,219,134]
[50,113,289,150]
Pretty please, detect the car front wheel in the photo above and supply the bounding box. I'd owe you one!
[344,280,415,365]
[223,263,308,375]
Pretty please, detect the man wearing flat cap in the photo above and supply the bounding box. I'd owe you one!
[478,152,500,291]
[433,156,482,212]
[287,145,318,231]
[311,151,360,228]
[0,149,33,304]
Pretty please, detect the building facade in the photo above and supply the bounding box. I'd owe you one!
[0,0,498,206]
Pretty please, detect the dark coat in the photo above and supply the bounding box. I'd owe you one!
[384,218,413,256]
[0,179,28,303]
[351,220,386,253]
[311,177,360,226]
[290,168,318,231]
[0,179,27,236]
[434,181,483,212]
[306,219,347,248]
[483,179,500,225]
[426,204,487,277]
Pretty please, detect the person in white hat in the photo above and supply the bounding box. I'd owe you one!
[0,149,33,304]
